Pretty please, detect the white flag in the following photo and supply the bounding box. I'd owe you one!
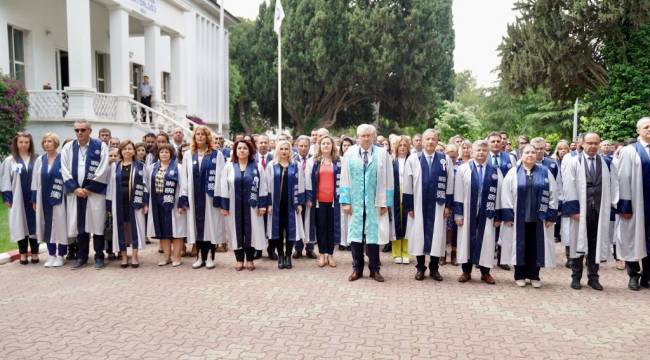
[274,0,285,35]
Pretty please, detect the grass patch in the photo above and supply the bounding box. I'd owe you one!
[0,206,16,253]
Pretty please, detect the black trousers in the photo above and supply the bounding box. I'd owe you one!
[572,209,599,281]
[197,241,215,262]
[351,242,380,273]
[17,237,39,255]
[234,247,255,262]
[271,210,294,257]
[461,262,490,275]
[316,203,335,255]
[77,232,105,261]
[514,222,540,280]
[416,255,439,273]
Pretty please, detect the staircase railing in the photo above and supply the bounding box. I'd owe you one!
[129,99,192,136]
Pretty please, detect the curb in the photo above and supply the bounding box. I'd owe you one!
[0,243,47,265]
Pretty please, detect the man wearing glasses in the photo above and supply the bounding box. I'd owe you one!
[61,120,110,269]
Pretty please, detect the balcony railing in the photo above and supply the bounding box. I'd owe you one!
[28,90,69,120]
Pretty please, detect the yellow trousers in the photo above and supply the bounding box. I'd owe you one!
[391,239,410,261]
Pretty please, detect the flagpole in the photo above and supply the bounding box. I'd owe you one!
[218,0,225,135]
[277,27,282,134]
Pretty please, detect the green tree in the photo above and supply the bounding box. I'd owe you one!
[0,75,28,156]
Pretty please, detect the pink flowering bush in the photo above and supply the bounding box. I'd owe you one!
[0,75,28,156]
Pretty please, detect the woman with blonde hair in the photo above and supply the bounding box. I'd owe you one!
[266,139,305,269]
[459,140,473,164]
[32,133,68,267]
[306,135,342,267]
[182,125,226,269]
[390,135,411,264]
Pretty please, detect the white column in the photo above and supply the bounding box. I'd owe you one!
[109,6,130,96]
[65,0,95,120]
[170,35,185,105]
[144,23,162,104]
[0,14,10,77]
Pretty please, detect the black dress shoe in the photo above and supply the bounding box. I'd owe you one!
[254,250,262,260]
[107,253,116,261]
[94,258,105,269]
[414,271,425,281]
[278,256,285,269]
[640,278,649,288]
[285,255,293,269]
[570,278,582,290]
[338,245,346,251]
[145,239,152,244]
[293,252,302,259]
[131,263,140,268]
[269,252,279,261]
[629,277,641,291]
[382,243,392,253]
[430,271,443,281]
[30,257,40,264]
[305,251,317,259]
[19,259,28,265]
[587,279,603,291]
[72,259,87,269]
[499,264,511,271]
[120,263,129,268]
[564,260,571,269]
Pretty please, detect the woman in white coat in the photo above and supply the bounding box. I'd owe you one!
[2,132,38,264]
[32,133,68,267]
[146,143,187,267]
[500,144,558,288]
[219,139,268,271]
[107,140,149,268]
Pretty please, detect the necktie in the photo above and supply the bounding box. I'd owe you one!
[492,154,499,167]
[302,156,306,171]
[262,156,267,169]
[589,157,595,176]
[363,151,368,169]
[427,155,432,169]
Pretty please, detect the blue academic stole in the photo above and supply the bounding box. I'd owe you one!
[634,142,650,248]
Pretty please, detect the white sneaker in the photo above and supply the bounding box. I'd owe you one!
[393,257,402,264]
[402,257,410,265]
[52,256,65,267]
[515,280,526,287]
[192,258,204,269]
[531,280,542,288]
[44,256,56,268]
[205,258,215,269]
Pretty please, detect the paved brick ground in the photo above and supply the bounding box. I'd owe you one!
[1,242,648,359]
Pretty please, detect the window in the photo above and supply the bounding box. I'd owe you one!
[95,52,109,93]
[162,72,170,102]
[7,25,25,83]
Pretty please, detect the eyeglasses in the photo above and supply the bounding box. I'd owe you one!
[74,128,88,133]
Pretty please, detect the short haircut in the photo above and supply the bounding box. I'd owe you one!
[98,128,111,135]
[637,117,650,129]
[41,132,60,150]
[143,132,156,140]
[156,143,175,159]
[487,131,502,140]
[472,139,489,150]
[356,124,377,137]
[296,135,311,145]
[530,137,546,146]
[118,140,136,159]
[422,128,440,139]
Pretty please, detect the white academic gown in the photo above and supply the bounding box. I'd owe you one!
[617,141,650,261]
[32,155,67,245]
[499,165,558,267]
[454,161,503,268]
[60,139,110,237]
[1,156,36,242]
[145,161,188,239]
[181,150,226,245]
[219,161,268,250]
[403,151,454,257]
[107,162,148,252]
[562,154,618,263]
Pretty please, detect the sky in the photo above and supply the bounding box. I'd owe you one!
[225,0,518,88]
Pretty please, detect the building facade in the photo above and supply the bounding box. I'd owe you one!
[0,0,236,142]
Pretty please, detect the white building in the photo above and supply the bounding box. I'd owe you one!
[0,0,237,143]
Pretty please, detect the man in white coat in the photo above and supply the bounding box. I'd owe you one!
[618,117,650,290]
[61,120,110,269]
[454,140,503,284]
[563,132,617,291]
[403,129,453,281]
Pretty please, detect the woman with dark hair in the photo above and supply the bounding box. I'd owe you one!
[32,133,68,267]
[183,126,225,270]
[219,140,268,271]
[107,140,149,268]
[2,132,38,264]
[266,139,305,269]
[338,136,354,251]
[146,143,188,267]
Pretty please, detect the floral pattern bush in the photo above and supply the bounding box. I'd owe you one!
[0,75,28,156]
